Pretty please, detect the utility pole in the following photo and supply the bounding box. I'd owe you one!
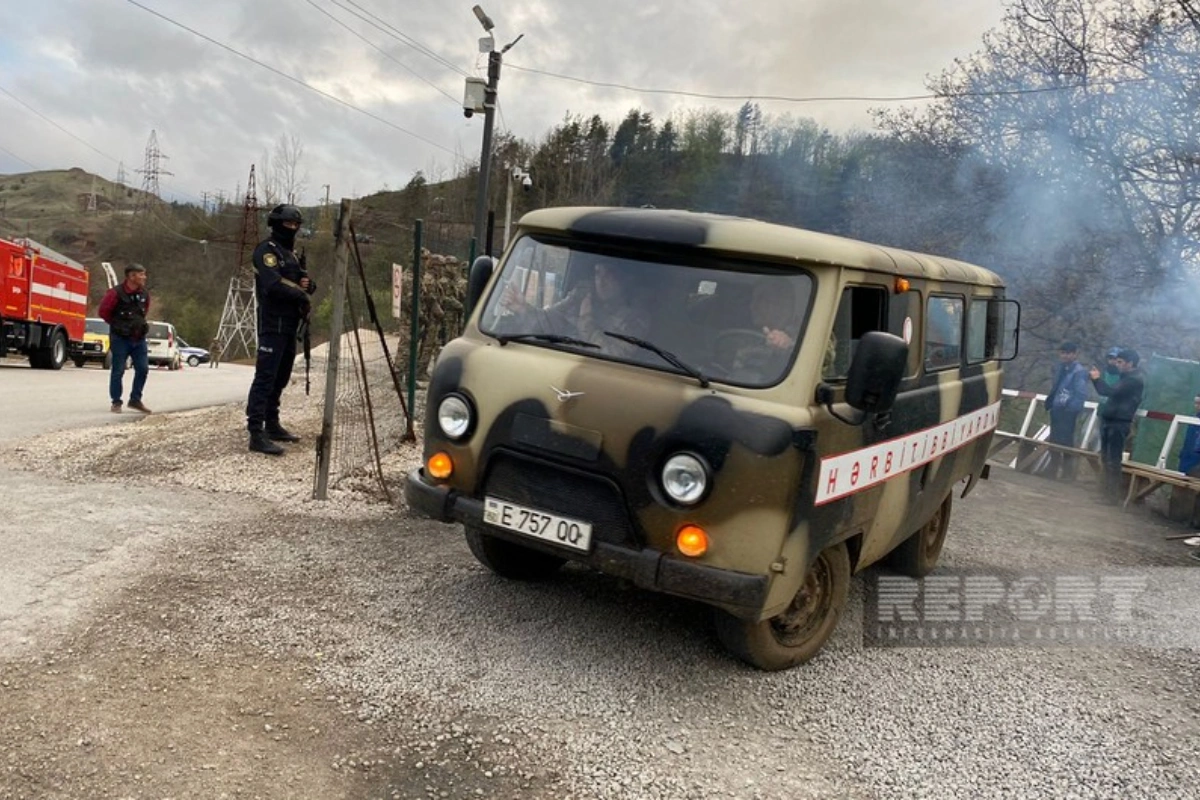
[321,183,331,234]
[468,5,522,257]
[215,165,261,361]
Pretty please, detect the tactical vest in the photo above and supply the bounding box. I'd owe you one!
[110,284,149,338]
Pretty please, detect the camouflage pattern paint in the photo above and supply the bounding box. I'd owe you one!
[407,208,1010,622]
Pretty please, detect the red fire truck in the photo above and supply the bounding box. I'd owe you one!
[0,236,89,370]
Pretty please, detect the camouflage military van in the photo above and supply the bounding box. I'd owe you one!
[406,207,1019,670]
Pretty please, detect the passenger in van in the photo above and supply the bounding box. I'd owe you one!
[501,260,649,354]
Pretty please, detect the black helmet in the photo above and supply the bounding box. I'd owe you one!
[267,204,303,227]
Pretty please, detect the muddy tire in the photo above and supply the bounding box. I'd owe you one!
[714,541,850,671]
[464,525,565,581]
[886,493,952,578]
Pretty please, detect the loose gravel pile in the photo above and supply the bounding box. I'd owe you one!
[5,395,1200,799]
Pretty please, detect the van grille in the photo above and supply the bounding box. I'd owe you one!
[483,451,641,548]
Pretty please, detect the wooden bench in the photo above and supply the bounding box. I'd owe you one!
[1121,463,1200,513]
[987,431,1103,478]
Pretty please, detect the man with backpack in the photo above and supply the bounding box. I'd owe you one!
[98,264,152,414]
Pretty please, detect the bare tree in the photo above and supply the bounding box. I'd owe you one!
[272,134,309,205]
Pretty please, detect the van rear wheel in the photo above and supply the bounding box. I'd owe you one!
[464,525,565,581]
[714,541,850,671]
[886,493,952,578]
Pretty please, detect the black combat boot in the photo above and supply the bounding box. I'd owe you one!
[249,428,285,456]
[265,422,300,443]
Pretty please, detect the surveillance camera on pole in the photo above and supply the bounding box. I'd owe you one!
[521,174,532,192]
[467,6,523,256]
[463,77,487,119]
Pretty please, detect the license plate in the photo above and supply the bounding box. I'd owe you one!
[483,496,593,552]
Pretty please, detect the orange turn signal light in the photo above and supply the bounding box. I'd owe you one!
[676,525,709,558]
[427,452,454,480]
[894,277,911,294]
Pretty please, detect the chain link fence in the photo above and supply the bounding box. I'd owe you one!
[312,202,468,502]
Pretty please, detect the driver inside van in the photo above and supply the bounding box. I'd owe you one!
[727,281,800,380]
[500,259,649,354]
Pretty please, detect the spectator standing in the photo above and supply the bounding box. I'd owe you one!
[1043,341,1091,480]
[1088,349,1145,504]
[1179,394,1200,476]
[98,264,152,414]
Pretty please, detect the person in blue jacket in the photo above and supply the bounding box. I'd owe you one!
[1044,341,1091,480]
[1179,394,1200,476]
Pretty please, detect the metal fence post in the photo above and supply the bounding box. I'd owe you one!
[407,219,423,425]
[314,198,353,500]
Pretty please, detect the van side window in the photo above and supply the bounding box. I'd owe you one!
[925,295,964,370]
[824,285,887,379]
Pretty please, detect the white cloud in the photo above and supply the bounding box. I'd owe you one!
[0,0,1006,204]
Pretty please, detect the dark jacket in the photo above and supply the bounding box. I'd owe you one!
[98,281,150,340]
[253,237,317,334]
[1091,369,1145,423]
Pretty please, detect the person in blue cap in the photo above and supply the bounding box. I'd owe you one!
[1088,348,1145,504]
[1179,394,1200,476]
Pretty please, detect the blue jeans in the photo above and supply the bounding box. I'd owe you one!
[109,335,149,404]
[1047,408,1080,479]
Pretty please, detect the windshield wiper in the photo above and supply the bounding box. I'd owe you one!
[603,332,710,388]
[495,332,599,348]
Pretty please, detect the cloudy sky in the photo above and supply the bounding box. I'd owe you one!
[0,0,1007,206]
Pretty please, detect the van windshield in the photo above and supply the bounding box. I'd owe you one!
[147,323,171,339]
[85,319,109,335]
[479,236,813,387]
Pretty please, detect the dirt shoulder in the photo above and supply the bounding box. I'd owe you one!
[2,403,1198,800]
[0,404,560,800]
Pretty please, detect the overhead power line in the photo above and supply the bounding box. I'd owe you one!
[0,84,120,162]
[303,0,460,105]
[334,0,468,78]
[504,63,1151,104]
[0,142,40,171]
[123,0,456,155]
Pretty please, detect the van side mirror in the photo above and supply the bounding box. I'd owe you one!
[465,256,495,319]
[845,331,908,413]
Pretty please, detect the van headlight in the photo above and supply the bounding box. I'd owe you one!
[437,394,473,440]
[661,453,709,505]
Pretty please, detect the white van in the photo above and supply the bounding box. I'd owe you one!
[146,320,181,370]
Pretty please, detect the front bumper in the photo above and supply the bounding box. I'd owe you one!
[405,468,769,617]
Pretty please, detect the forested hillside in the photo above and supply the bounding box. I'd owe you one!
[2,0,1196,390]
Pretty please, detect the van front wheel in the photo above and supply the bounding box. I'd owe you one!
[464,525,565,581]
[714,541,850,671]
[886,493,951,578]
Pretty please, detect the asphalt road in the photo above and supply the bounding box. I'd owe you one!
[0,357,261,656]
[0,357,254,442]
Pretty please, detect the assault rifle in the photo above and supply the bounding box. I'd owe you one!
[298,248,312,395]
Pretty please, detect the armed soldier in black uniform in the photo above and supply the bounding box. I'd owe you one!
[246,204,318,455]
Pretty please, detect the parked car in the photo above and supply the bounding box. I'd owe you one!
[176,337,210,367]
[71,317,112,369]
[146,320,181,370]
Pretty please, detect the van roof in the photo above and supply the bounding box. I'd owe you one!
[515,207,1005,287]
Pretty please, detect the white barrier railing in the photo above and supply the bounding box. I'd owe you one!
[1000,388,1200,472]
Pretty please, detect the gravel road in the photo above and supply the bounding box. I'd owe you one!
[1,388,1198,799]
